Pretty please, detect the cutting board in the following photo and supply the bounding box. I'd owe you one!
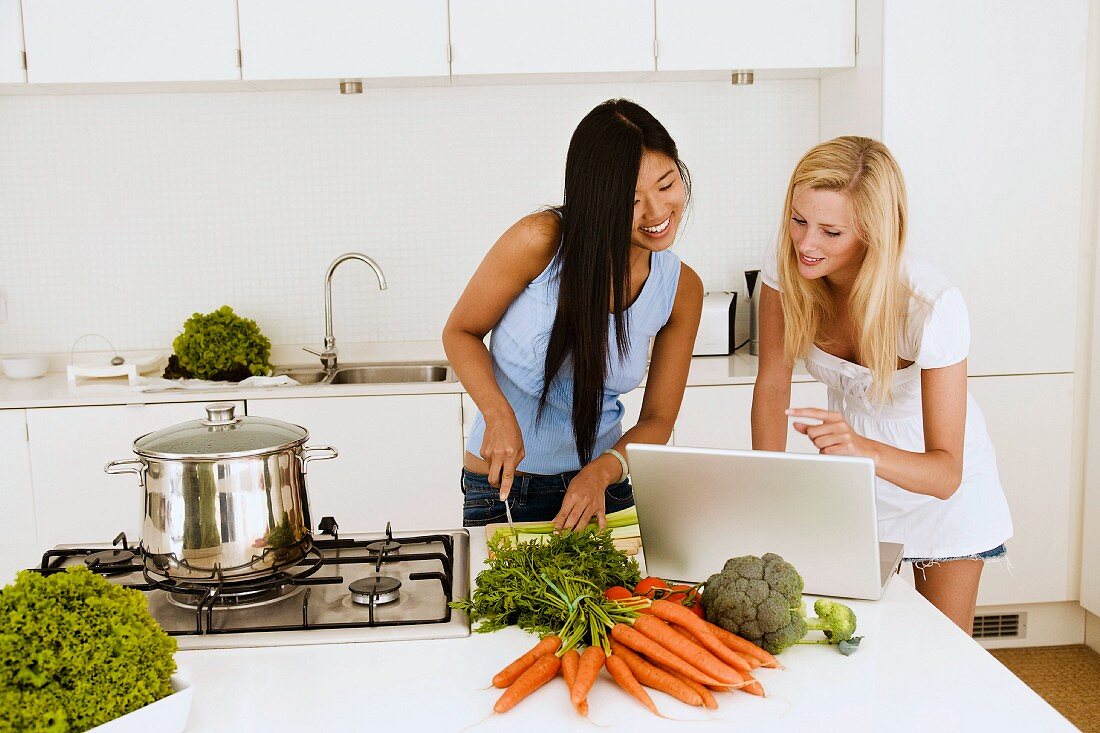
[483,520,644,557]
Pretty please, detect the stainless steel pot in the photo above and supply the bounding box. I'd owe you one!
[105,402,337,582]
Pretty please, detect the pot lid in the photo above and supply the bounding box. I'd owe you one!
[133,402,308,459]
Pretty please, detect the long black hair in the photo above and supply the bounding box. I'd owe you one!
[539,99,690,466]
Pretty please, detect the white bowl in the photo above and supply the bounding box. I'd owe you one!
[90,675,193,732]
[1,355,49,379]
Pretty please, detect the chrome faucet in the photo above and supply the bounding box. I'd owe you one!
[308,253,387,371]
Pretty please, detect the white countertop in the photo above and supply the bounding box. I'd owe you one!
[172,529,1070,732]
[0,531,1073,732]
[0,341,795,410]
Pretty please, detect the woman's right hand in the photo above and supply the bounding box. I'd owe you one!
[480,416,525,500]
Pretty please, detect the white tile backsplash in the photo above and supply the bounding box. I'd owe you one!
[0,79,818,355]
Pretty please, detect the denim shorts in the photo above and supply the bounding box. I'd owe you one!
[905,544,1007,567]
[460,467,635,527]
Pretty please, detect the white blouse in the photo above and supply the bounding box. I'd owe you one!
[762,244,1013,559]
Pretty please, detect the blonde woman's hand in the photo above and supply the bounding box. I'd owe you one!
[480,416,525,500]
[553,469,609,532]
[787,408,880,462]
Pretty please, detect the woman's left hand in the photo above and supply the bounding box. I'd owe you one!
[787,408,880,462]
[553,470,609,532]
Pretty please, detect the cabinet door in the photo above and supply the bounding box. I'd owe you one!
[238,0,448,80]
[27,401,243,545]
[248,395,463,533]
[0,411,35,543]
[22,0,239,83]
[0,0,25,83]
[449,0,654,75]
[969,374,1076,605]
[655,0,855,71]
[674,381,827,452]
[881,1,1086,375]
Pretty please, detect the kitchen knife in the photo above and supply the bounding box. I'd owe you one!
[503,495,517,538]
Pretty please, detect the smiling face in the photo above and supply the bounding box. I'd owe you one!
[789,186,865,288]
[631,150,686,252]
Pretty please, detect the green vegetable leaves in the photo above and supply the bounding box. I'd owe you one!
[0,567,177,732]
[838,636,863,656]
[451,529,641,639]
[168,305,272,381]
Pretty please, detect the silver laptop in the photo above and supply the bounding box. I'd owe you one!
[625,443,904,601]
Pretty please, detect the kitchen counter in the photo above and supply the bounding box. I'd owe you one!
[0,531,1073,731]
[173,530,1071,731]
[0,341,797,410]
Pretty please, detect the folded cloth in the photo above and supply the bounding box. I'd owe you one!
[131,375,300,392]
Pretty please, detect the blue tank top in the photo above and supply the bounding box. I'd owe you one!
[466,247,682,474]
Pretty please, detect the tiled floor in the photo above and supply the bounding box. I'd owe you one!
[990,645,1100,732]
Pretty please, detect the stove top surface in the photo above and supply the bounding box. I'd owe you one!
[39,523,471,650]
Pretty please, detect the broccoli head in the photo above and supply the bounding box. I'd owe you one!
[804,599,858,643]
[699,553,859,655]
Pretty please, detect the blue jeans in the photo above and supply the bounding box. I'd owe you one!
[460,468,635,527]
[905,544,1008,565]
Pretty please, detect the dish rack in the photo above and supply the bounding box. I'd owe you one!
[67,334,164,386]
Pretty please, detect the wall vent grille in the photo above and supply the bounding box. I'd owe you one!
[972,612,1026,639]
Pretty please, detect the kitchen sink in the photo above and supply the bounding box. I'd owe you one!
[273,363,454,386]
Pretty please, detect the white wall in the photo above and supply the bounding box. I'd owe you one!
[0,80,818,356]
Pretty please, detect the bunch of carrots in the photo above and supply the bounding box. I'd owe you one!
[490,597,781,716]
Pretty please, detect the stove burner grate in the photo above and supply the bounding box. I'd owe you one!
[35,518,462,639]
[167,582,304,610]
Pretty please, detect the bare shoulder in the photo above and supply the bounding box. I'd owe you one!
[484,211,558,281]
[504,210,560,256]
[676,262,704,304]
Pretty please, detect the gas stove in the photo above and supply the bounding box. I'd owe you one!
[35,517,470,650]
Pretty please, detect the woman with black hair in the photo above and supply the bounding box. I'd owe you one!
[443,99,703,531]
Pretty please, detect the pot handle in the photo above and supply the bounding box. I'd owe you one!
[104,459,147,488]
[299,446,338,474]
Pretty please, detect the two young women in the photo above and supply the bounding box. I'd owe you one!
[443,101,1011,632]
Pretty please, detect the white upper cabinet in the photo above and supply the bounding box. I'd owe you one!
[0,0,25,82]
[449,0,655,76]
[655,0,855,71]
[21,0,240,83]
[238,0,449,81]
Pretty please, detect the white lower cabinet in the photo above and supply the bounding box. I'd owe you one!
[970,374,1076,606]
[0,410,35,543]
[674,380,827,453]
[26,401,242,545]
[247,394,463,533]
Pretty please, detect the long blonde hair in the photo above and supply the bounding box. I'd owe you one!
[777,136,909,404]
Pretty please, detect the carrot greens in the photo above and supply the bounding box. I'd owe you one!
[451,529,641,642]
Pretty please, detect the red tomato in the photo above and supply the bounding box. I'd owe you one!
[667,583,706,617]
[633,576,670,597]
[603,586,633,601]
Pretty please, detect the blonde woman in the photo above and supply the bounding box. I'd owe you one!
[751,136,1012,632]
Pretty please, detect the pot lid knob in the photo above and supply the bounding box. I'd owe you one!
[203,402,240,426]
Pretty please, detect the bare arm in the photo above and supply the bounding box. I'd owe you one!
[441,212,559,498]
[553,262,704,530]
[751,284,793,451]
[790,360,967,499]
[609,263,704,473]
